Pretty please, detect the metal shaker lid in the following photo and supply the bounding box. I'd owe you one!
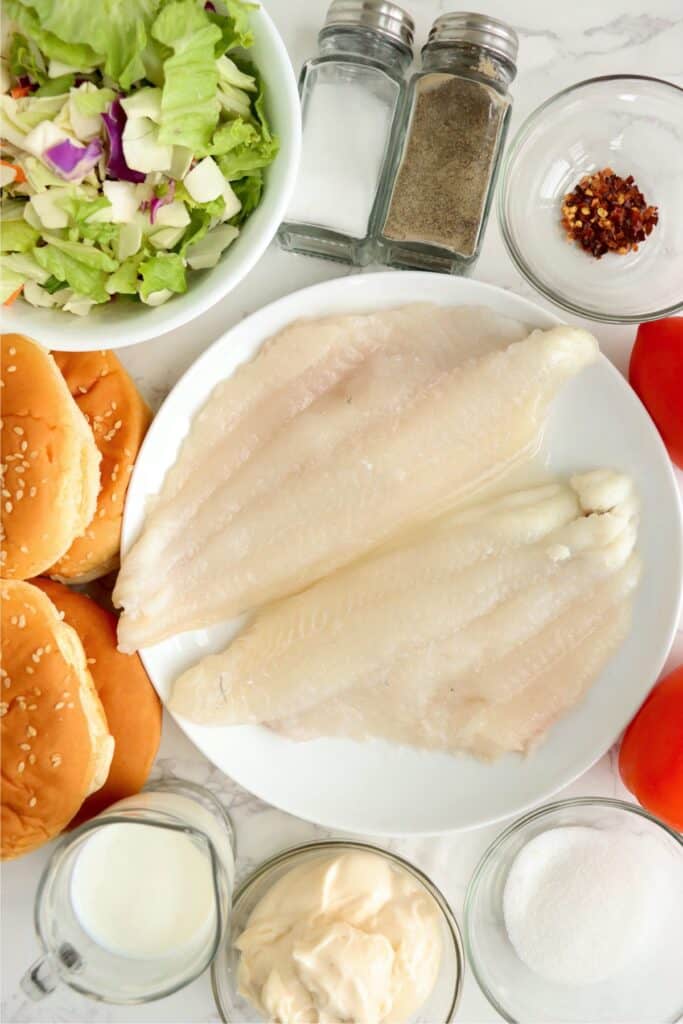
[324,0,415,52]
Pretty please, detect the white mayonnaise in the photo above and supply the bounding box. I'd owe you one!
[235,850,442,1023]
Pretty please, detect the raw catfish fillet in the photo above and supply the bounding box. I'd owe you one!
[115,304,529,649]
[274,474,639,758]
[280,556,639,757]
[115,308,597,651]
[169,471,637,735]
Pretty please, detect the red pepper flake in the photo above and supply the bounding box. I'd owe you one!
[561,167,659,259]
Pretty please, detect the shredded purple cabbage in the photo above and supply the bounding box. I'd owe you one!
[17,75,38,92]
[101,98,145,183]
[44,137,103,180]
[205,1,217,10]
[149,180,176,224]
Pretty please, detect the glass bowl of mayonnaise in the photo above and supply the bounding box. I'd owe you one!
[211,839,464,1023]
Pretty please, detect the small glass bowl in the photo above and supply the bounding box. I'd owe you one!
[212,839,464,1023]
[465,797,683,1023]
[498,76,683,323]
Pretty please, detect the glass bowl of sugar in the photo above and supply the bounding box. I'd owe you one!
[464,797,683,1023]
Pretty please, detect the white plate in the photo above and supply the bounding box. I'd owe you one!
[122,272,683,834]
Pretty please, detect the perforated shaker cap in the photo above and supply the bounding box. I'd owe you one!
[324,0,415,52]
[427,11,518,66]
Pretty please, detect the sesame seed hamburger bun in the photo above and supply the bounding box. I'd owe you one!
[33,579,162,826]
[1,580,114,860]
[49,350,152,584]
[1,334,101,581]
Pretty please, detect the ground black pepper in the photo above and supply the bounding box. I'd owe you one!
[382,73,506,258]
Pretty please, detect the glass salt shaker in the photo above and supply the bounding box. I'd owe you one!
[374,12,518,274]
[278,0,414,266]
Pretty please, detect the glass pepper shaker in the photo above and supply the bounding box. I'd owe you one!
[278,0,414,266]
[374,12,518,274]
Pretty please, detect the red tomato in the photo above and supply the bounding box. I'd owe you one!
[619,666,683,831]
[629,317,683,468]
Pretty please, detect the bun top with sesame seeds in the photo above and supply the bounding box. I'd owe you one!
[0,580,114,860]
[33,579,161,827]
[0,334,101,581]
[48,350,152,584]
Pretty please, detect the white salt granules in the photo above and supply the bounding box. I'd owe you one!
[503,825,668,986]
[286,78,395,239]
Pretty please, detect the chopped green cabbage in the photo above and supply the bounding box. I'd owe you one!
[0,0,277,314]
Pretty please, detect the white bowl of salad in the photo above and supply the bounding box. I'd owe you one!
[0,0,300,349]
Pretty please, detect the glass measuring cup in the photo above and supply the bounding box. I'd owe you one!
[21,778,235,1004]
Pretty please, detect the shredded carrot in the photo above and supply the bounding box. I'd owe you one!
[10,85,31,99]
[0,159,26,184]
[3,285,23,307]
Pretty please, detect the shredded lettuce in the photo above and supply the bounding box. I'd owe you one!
[231,172,263,224]
[77,221,120,247]
[11,0,158,87]
[72,86,117,117]
[0,267,26,303]
[33,243,111,302]
[216,55,257,92]
[0,0,275,314]
[0,220,40,253]
[209,0,256,53]
[207,116,259,157]
[59,195,120,248]
[0,200,28,221]
[2,252,51,283]
[152,1,222,152]
[106,256,141,295]
[0,93,68,135]
[217,135,277,180]
[177,207,211,256]
[36,74,75,97]
[139,251,187,299]
[42,274,66,293]
[217,81,252,119]
[4,1,100,74]
[60,195,111,224]
[9,33,48,85]
[40,233,119,270]
[214,71,278,177]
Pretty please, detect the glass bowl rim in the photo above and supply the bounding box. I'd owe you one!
[464,795,683,1024]
[211,838,465,1023]
[497,74,683,324]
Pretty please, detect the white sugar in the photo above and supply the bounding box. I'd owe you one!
[503,825,669,986]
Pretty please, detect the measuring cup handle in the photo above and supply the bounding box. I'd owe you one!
[20,954,59,1001]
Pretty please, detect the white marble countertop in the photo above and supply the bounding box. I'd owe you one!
[2,1,682,1022]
